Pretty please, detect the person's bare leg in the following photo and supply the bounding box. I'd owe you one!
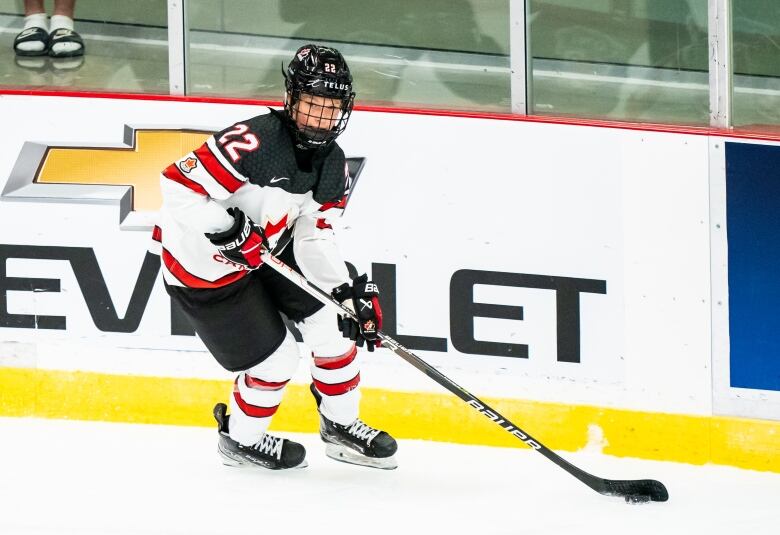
[24,0,45,16]
[52,0,76,17]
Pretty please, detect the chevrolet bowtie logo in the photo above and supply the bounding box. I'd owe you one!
[2,126,212,228]
[2,125,366,230]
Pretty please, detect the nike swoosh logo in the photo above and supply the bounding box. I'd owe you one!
[269,177,289,183]
[52,31,73,40]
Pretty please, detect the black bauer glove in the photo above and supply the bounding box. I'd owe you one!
[332,274,383,352]
[205,207,269,270]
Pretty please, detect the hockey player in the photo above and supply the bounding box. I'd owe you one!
[154,44,397,470]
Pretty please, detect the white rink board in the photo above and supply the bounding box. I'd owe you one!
[0,95,711,416]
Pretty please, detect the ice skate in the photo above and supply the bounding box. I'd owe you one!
[310,384,398,469]
[213,403,307,470]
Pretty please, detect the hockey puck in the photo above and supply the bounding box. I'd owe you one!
[624,494,651,504]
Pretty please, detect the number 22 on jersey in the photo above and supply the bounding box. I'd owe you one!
[219,124,259,162]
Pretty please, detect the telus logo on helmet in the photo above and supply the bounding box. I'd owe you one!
[324,81,350,91]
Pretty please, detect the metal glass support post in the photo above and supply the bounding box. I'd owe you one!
[167,0,189,96]
[510,0,531,115]
[709,0,732,128]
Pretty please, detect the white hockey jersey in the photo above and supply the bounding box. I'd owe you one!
[152,109,352,294]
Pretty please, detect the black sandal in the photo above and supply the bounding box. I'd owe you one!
[49,28,84,58]
[13,26,50,57]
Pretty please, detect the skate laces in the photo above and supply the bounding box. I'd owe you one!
[252,433,283,460]
[346,419,381,444]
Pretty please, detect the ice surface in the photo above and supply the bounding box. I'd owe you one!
[1,417,779,535]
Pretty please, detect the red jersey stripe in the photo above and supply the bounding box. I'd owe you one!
[319,195,347,212]
[313,373,360,396]
[194,143,244,193]
[264,215,289,238]
[162,248,247,289]
[315,218,332,230]
[162,163,208,196]
[233,382,278,418]
[245,375,289,391]
[152,225,162,242]
[313,344,357,370]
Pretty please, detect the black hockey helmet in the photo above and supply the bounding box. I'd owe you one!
[283,44,355,149]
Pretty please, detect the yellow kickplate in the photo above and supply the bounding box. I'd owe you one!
[1,367,778,472]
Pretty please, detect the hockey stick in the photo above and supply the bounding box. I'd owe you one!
[261,252,669,503]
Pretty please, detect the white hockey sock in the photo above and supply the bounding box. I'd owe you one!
[298,307,361,426]
[16,13,48,53]
[228,330,300,446]
[310,344,361,426]
[229,372,286,446]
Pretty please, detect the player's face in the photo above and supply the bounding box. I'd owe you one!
[293,93,343,132]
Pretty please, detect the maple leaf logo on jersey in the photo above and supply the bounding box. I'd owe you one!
[179,157,198,173]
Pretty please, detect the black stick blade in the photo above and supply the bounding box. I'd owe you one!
[601,479,669,502]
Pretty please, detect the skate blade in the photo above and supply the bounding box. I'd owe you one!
[218,445,308,470]
[325,443,398,470]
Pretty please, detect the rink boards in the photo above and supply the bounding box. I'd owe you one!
[0,93,778,472]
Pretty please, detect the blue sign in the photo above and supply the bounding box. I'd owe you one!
[726,141,780,391]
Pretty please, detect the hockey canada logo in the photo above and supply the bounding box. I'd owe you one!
[179,156,199,173]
